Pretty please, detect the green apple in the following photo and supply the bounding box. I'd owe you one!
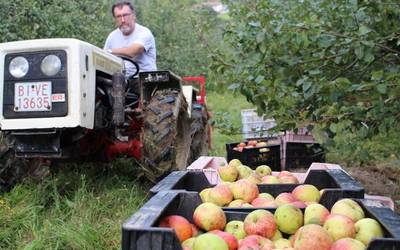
[228,159,242,169]
[255,165,272,177]
[304,203,330,225]
[237,165,253,179]
[323,214,356,241]
[224,220,247,240]
[292,184,320,203]
[273,238,292,249]
[218,165,238,182]
[355,218,384,245]
[193,233,229,250]
[199,188,211,202]
[331,198,365,222]
[274,204,304,234]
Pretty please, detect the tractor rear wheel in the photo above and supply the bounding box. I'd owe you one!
[142,89,191,182]
[188,103,209,164]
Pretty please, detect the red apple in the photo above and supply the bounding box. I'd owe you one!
[244,209,277,239]
[210,230,239,250]
[278,175,299,184]
[239,235,274,250]
[158,215,192,242]
[275,192,296,206]
[331,237,366,250]
[193,202,226,231]
[230,179,259,203]
[292,224,333,250]
[191,223,202,237]
[208,184,234,206]
[251,197,278,208]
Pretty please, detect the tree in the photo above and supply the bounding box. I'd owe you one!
[212,0,400,164]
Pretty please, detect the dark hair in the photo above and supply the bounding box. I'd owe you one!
[111,1,136,17]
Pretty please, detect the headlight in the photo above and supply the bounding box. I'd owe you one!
[41,55,61,76]
[9,56,29,78]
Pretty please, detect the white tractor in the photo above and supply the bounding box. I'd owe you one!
[0,38,209,189]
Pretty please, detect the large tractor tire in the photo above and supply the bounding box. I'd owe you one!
[142,89,191,182]
[188,103,209,164]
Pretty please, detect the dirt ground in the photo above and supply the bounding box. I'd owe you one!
[343,165,400,213]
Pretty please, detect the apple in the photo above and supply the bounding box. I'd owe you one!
[182,237,196,249]
[251,197,278,208]
[274,192,296,206]
[277,171,293,178]
[247,140,258,146]
[273,238,292,249]
[224,220,247,240]
[218,165,239,182]
[210,230,239,250]
[238,142,246,147]
[193,233,229,250]
[230,179,259,203]
[193,202,226,231]
[208,184,234,206]
[291,184,320,202]
[331,237,366,250]
[238,235,274,250]
[258,193,274,200]
[270,229,283,241]
[323,214,356,241]
[158,215,192,242]
[237,165,253,179]
[274,204,303,234]
[246,172,262,184]
[241,203,254,208]
[331,199,365,222]
[191,223,203,237]
[354,218,384,245]
[228,199,246,207]
[292,224,333,250]
[261,175,281,184]
[199,187,211,202]
[228,159,242,169]
[290,200,306,208]
[304,203,330,225]
[244,209,277,239]
[255,141,268,147]
[234,147,244,152]
[255,165,272,177]
[278,175,299,184]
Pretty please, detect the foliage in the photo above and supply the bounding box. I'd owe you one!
[213,0,400,164]
[0,0,113,47]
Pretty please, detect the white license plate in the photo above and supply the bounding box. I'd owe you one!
[14,82,52,112]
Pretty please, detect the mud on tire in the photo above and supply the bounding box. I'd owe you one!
[188,103,209,164]
[142,89,191,182]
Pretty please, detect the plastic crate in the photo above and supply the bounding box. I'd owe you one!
[150,168,365,207]
[226,141,281,170]
[122,191,400,250]
[282,142,325,169]
[241,109,277,139]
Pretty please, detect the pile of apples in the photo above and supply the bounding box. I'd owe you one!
[158,198,384,250]
[217,159,299,185]
[233,140,269,152]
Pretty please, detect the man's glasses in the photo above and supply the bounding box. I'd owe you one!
[115,13,132,20]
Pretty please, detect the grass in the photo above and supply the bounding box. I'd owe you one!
[206,90,254,157]
[0,90,252,249]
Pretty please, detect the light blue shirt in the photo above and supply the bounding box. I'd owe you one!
[104,23,157,76]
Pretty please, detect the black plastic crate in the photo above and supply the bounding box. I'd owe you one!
[122,191,400,250]
[150,169,365,209]
[284,142,325,169]
[226,141,281,170]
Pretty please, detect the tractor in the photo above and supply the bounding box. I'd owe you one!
[0,38,210,189]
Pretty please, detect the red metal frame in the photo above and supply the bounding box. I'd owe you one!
[182,76,212,149]
[182,76,206,105]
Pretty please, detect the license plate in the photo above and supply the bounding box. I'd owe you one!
[14,82,52,112]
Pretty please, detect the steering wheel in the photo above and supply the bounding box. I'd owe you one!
[118,56,140,80]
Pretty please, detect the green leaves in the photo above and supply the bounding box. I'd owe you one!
[213,0,400,164]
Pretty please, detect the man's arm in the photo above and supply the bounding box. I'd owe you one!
[109,42,144,58]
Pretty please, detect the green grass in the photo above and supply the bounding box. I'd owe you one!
[0,90,252,249]
[0,159,150,250]
[206,91,255,157]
